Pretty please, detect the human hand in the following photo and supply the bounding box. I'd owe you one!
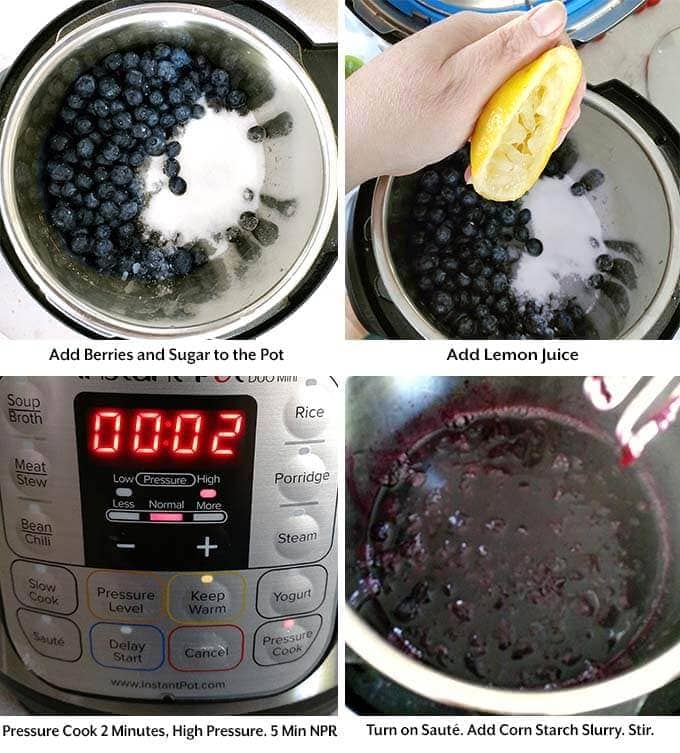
[346,1,586,191]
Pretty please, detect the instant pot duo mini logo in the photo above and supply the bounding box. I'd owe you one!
[76,376,222,383]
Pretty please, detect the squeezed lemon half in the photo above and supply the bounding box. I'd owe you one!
[470,46,583,202]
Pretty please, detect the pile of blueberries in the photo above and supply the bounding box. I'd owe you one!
[404,142,601,339]
[43,44,249,282]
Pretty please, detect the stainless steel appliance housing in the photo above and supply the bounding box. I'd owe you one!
[0,376,338,714]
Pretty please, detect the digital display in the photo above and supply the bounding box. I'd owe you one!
[89,407,246,461]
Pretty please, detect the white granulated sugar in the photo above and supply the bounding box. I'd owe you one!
[141,102,265,253]
[512,176,605,305]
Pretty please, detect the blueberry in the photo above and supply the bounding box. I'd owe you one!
[414,254,437,274]
[571,182,587,197]
[75,138,94,159]
[172,248,194,276]
[98,117,113,134]
[101,142,121,162]
[63,148,78,165]
[580,169,605,192]
[111,165,133,185]
[76,208,94,226]
[98,77,121,99]
[94,225,111,240]
[494,297,511,315]
[526,238,543,256]
[74,116,93,135]
[67,94,85,110]
[153,44,172,60]
[92,99,110,118]
[119,201,139,220]
[252,219,279,246]
[491,247,508,266]
[491,273,509,294]
[461,190,477,208]
[163,158,180,178]
[514,226,530,241]
[158,60,178,83]
[484,220,500,239]
[46,161,74,182]
[457,272,472,289]
[166,141,181,158]
[430,290,454,316]
[466,259,483,277]
[434,224,452,246]
[586,273,604,290]
[74,74,96,97]
[500,207,517,226]
[419,170,440,193]
[145,110,160,127]
[596,254,614,272]
[543,156,561,178]
[129,150,146,167]
[111,132,133,149]
[93,166,109,183]
[113,111,133,129]
[428,207,445,224]
[118,222,135,240]
[517,208,531,225]
[461,221,477,238]
[417,276,433,291]
[75,173,93,191]
[147,89,163,108]
[210,68,229,87]
[414,192,431,206]
[99,200,118,221]
[170,48,192,68]
[60,182,78,200]
[440,257,459,274]
[239,211,259,231]
[457,316,477,338]
[227,89,247,109]
[473,276,491,295]
[413,205,427,222]
[124,88,144,107]
[140,55,158,78]
[123,51,141,69]
[144,135,165,156]
[49,133,69,152]
[169,176,187,195]
[168,86,184,105]
[175,105,192,123]
[191,104,205,119]
[50,203,75,230]
[97,182,115,200]
[104,52,123,71]
[160,113,176,129]
[479,314,499,337]
[132,122,151,139]
[71,231,90,255]
[441,167,460,187]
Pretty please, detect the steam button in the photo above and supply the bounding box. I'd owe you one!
[253,614,322,666]
[90,623,163,670]
[9,449,50,496]
[274,513,324,561]
[17,609,81,662]
[11,561,77,615]
[276,451,330,502]
[168,626,244,671]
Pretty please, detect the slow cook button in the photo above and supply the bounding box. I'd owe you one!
[11,561,77,615]
[256,566,327,618]
[168,573,245,624]
[90,623,164,670]
[9,448,50,495]
[17,609,82,662]
[88,571,164,621]
[253,614,322,666]
[275,450,330,502]
[168,626,244,671]
[274,513,323,560]
[15,506,55,555]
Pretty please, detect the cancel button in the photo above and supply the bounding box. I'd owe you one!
[253,614,322,666]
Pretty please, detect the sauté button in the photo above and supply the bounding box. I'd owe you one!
[168,573,245,624]
[168,626,244,671]
[11,561,77,615]
[90,623,164,670]
[88,571,164,621]
[253,614,322,666]
[257,566,327,618]
[17,609,81,662]
[274,513,324,560]
[275,450,330,502]
[9,448,50,496]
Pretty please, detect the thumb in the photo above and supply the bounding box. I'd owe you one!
[451,1,568,110]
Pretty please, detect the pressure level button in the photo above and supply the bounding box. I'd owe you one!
[87,571,164,621]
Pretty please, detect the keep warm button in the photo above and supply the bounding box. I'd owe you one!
[253,614,322,666]
[90,623,164,670]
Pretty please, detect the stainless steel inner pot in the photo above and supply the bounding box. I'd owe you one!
[0,2,336,338]
[371,90,680,340]
[346,376,680,714]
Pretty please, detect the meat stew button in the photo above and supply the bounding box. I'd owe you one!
[169,626,244,671]
[253,614,322,666]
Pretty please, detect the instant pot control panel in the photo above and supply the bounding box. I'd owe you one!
[0,377,337,701]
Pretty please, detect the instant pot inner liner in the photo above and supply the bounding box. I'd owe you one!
[7,10,326,330]
[385,102,672,339]
[347,377,680,691]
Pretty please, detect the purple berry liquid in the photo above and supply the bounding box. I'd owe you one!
[355,406,668,690]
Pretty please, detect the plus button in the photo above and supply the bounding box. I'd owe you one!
[196,536,218,558]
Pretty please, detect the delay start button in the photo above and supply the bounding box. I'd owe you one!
[90,623,164,670]
[9,448,50,495]
[168,625,244,671]
[253,614,322,666]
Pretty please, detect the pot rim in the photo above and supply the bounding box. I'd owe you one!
[346,606,680,714]
[371,89,680,341]
[0,2,337,339]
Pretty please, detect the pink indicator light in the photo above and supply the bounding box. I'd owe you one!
[200,489,217,499]
[149,512,184,522]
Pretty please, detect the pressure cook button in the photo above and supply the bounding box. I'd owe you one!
[87,571,164,621]
[17,609,82,662]
[253,614,322,666]
[11,561,77,615]
[9,448,50,496]
[284,392,329,439]
[90,623,164,670]
[3,382,47,434]
[168,626,244,671]
[15,507,55,555]
[275,450,330,502]
[168,573,245,624]
[257,566,327,618]
[274,513,323,561]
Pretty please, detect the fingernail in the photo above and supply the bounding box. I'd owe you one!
[529,1,567,37]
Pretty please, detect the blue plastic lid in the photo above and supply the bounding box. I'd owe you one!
[383,0,627,30]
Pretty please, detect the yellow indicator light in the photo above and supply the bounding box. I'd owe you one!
[201,574,214,584]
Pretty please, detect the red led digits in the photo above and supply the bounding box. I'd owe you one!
[132,411,162,455]
[211,411,245,456]
[92,410,122,455]
[172,412,203,455]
